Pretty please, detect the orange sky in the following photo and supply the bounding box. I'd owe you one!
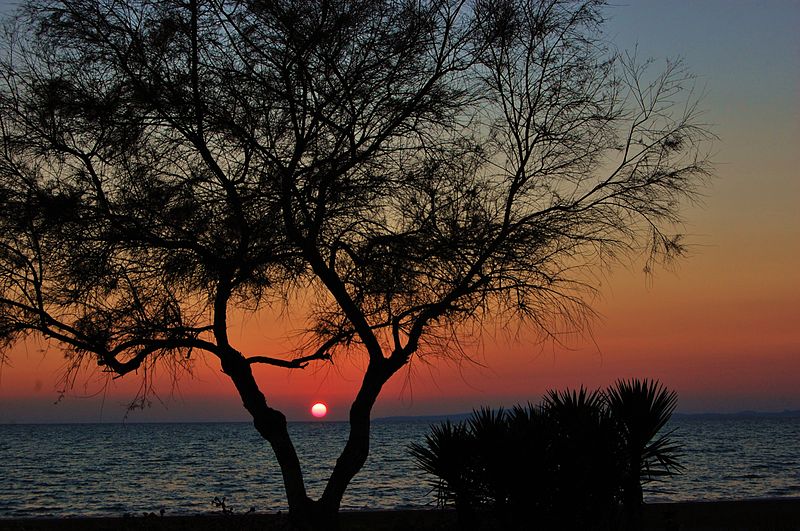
[1,1,799,422]
[3,247,798,422]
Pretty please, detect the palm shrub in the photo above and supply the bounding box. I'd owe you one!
[505,403,549,525]
[605,379,682,529]
[467,407,511,513]
[409,410,513,528]
[410,379,681,530]
[541,387,621,530]
[408,420,479,522]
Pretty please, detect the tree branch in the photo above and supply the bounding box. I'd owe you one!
[246,331,349,369]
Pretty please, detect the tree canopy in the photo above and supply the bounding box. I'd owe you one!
[0,0,710,527]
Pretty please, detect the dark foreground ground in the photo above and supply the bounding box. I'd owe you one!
[1,499,799,531]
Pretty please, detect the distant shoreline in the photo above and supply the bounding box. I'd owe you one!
[3,409,799,425]
[0,409,800,426]
[374,409,800,423]
[2,499,800,530]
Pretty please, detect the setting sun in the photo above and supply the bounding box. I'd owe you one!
[311,402,328,418]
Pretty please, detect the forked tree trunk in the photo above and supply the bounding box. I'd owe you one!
[224,348,397,531]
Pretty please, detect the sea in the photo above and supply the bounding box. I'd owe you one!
[1,415,799,518]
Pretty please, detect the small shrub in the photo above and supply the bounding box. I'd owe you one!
[408,420,480,523]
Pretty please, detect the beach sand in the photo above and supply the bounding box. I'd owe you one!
[1,499,798,530]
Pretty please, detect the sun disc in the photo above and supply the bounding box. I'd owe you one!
[311,402,328,418]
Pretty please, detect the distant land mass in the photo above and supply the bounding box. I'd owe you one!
[672,409,800,419]
[374,410,800,423]
[373,413,472,423]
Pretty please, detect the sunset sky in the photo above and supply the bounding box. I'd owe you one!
[1,0,798,423]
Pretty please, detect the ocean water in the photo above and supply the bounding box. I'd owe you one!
[1,416,799,518]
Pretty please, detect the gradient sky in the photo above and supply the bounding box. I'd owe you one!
[1,0,798,422]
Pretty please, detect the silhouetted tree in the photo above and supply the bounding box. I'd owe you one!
[0,0,709,528]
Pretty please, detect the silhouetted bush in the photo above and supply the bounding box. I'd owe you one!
[606,379,683,529]
[408,420,481,526]
[410,379,681,530]
[540,387,621,529]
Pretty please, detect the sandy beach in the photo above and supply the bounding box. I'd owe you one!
[1,499,799,531]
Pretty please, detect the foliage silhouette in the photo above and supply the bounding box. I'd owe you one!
[408,421,481,527]
[410,380,682,530]
[505,403,550,522]
[606,378,682,529]
[541,387,621,528]
[467,406,511,515]
[0,0,708,528]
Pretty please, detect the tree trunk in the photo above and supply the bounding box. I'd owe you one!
[219,352,314,525]
[319,360,394,522]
